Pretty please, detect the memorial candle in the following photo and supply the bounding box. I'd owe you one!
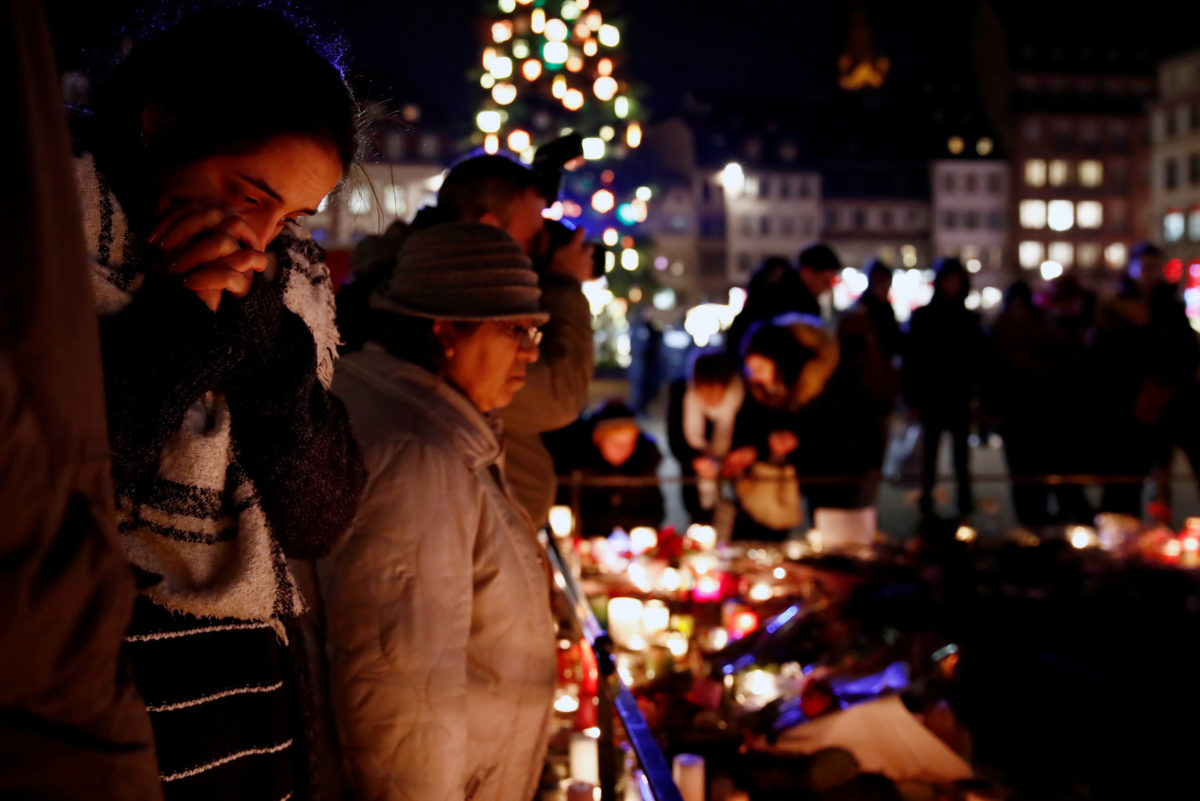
[672,753,705,801]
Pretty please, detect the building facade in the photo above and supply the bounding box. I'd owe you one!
[1150,48,1200,269]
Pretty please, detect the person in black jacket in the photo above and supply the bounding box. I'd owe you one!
[902,258,983,519]
[547,399,664,538]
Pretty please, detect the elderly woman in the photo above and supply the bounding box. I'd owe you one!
[319,222,557,801]
[80,8,366,798]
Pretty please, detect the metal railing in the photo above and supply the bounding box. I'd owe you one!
[544,533,684,801]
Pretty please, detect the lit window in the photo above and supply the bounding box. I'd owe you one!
[1025,159,1046,187]
[976,137,994,156]
[1076,201,1103,229]
[1048,160,1070,186]
[1079,160,1104,187]
[1048,241,1074,268]
[1078,243,1101,267]
[382,184,407,218]
[1019,200,1047,229]
[1019,241,1045,269]
[1048,200,1074,231]
[948,136,965,154]
[1105,242,1127,268]
[1165,210,1185,242]
[1190,208,1200,241]
[348,186,371,215]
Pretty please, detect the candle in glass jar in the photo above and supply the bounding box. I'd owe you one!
[567,782,594,801]
[607,597,643,647]
[569,733,600,786]
[672,753,705,801]
[642,599,669,636]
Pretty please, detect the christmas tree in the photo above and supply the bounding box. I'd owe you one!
[472,0,657,367]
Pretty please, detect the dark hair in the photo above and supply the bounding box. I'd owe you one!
[931,257,970,304]
[90,7,360,228]
[742,320,815,390]
[798,243,841,274]
[688,349,737,387]
[437,154,541,224]
[865,257,893,284]
[1003,280,1034,312]
[367,311,480,374]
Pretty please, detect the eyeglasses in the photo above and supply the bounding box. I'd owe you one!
[504,324,543,351]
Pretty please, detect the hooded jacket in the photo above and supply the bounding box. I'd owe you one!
[320,346,557,801]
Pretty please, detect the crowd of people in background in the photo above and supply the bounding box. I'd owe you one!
[637,239,1200,537]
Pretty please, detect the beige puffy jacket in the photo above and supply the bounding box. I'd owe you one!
[319,346,557,801]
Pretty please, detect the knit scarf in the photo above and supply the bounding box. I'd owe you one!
[77,154,341,633]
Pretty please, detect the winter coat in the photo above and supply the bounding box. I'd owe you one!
[1,6,160,795]
[901,300,984,420]
[320,346,557,801]
[501,273,595,527]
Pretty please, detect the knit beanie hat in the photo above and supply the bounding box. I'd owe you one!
[370,221,550,323]
[588,398,639,433]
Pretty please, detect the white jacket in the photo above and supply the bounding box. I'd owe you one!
[319,346,557,801]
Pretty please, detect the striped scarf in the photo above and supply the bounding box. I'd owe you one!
[77,154,341,634]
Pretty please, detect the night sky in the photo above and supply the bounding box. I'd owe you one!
[44,0,1198,125]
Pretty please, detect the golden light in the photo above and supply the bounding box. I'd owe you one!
[625,121,642,148]
[602,227,619,247]
[566,55,584,73]
[476,110,502,133]
[630,198,648,222]
[635,185,651,201]
[492,82,517,105]
[666,633,688,659]
[599,125,615,141]
[583,39,598,56]
[563,88,585,111]
[620,235,634,249]
[480,73,496,89]
[748,582,773,602]
[489,56,513,79]
[593,75,618,101]
[576,0,589,7]
[591,189,615,213]
[1068,526,1098,549]
[531,8,545,33]
[598,24,620,46]
[522,59,542,81]
[977,137,994,156]
[955,526,977,543]
[598,57,613,76]
[687,524,717,550]
[947,136,964,155]
[484,134,499,154]
[548,505,574,537]
[628,287,643,303]
[621,248,639,271]
[585,10,603,31]
[574,22,590,39]
[482,47,497,70]
[659,567,681,593]
[552,75,567,99]
[498,0,516,12]
[544,18,569,42]
[544,41,569,64]
[507,129,531,152]
[581,137,605,160]
[543,201,563,221]
[561,1,581,20]
[491,20,513,43]
[554,692,580,713]
[614,95,629,118]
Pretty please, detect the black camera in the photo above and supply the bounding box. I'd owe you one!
[532,133,608,280]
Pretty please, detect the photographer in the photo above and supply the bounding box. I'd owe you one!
[432,154,595,526]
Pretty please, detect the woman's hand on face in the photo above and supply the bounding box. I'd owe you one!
[148,202,268,312]
[721,446,757,477]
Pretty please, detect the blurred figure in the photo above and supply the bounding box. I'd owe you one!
[337,218,411,352]
[795,243,844,320]
[982,282,1061,527]
[667,349,746,522]
[2,1,160,796]
[855,257,902,362]
[727,314,839,539]
[902,258,983,519]
[726,256,806,358]
[320,223,555,801]
[548,399,665,538]
[1092,243,1199,518]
